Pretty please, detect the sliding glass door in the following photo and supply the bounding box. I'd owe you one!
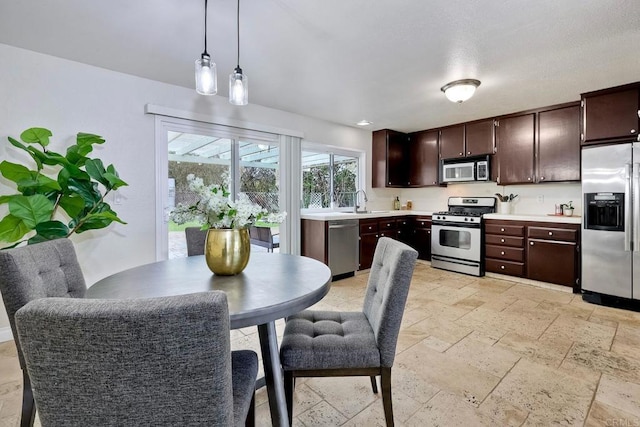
[156,117,281,259]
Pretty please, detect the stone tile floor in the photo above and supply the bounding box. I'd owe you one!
[1,262,640,426]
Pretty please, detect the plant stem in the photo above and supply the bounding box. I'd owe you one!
[65,190,110,237]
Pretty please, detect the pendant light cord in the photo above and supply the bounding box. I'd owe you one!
[236,0,240,68]
[203,0,208,56]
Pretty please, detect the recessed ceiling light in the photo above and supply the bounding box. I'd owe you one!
[356,120,372,126]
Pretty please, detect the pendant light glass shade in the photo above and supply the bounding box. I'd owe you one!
[195,0,217,95]
[229,67,248,105]
[195,54,217,95]
[229,0,248,105]
[441,79,481,103]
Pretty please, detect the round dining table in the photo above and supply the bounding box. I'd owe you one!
[87,252,332,427]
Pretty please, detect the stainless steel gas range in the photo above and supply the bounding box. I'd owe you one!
[431,197,496,276]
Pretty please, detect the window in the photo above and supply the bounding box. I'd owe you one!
[301,145,364,210]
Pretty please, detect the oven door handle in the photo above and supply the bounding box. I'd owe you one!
[432,221,481,229]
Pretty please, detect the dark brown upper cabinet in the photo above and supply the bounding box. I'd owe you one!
[496,102,581,185]
[439,125,465,159]
[408,130,439,187]
[372,129,408,188]
[496,113,535,185]
[439,120,494,160]
[582,83,640,145]
[537,104,581,182]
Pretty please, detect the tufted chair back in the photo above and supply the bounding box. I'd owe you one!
[362,237,418,367]
[0,238,86,370]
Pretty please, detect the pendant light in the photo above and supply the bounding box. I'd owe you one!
[195,0,217,95]
[229,0,248,105]
[441,79,481,103]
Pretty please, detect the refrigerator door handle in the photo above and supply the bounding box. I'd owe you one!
[634,163,640,252]
[625,163,632,251]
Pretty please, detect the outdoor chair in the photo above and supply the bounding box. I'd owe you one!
[249,226,279,252]
[0,238,87,427]
[185,226,208,256]
[15,291,258,427]
[279,237,418,427]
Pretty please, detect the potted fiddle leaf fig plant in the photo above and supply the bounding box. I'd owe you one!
[0,127,127,248]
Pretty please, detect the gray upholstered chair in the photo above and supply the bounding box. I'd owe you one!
[0,238,86,427]
[185,226,208,256]
[15,291,258,427]
[280,237,418,427]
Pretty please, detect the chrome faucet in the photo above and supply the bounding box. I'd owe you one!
[353,189,369,213]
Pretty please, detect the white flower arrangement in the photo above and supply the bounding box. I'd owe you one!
[170,175,286,229]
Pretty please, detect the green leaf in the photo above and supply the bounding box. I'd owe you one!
[0,195,19,205]
[76,133,105,148]
[8,137,42,170]
[84,158,108,186]
[34,221,69,240]
[20,127,52,147]
[0,214,30,243]
[0,161,33,183]
[102,172,128,190]
[58,195,85,218]
[66,178,101,205]
[75,211,126,233]
[8,194,54,229]
[17,174,62,195]
[65,144,93,166]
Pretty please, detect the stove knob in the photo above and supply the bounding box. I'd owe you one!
[464,218,468,222]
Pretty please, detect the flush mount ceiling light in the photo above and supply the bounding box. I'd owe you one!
[441,79,481,103]
[356,120,372,126]
[229,0,248,105]
[195,0,217,95]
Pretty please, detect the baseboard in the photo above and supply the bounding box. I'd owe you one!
[0,326,13,343]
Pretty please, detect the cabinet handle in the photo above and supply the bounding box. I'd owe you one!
[433,181,437,184]
[467,151,471,155]
[527,177,532,181]
[540,176,545,180]
[501,228,505,232]
[427,230,431,234]
[421,222,425,226]
[501,265,505,270]
[501,251,505,255]
[387,223,391,227]
[380,233,385,237]
[459,152,463,156]
[530,242,534,246]
[388,181,391,185]
[632,129,637,134]
[548,231,553,236]
[501,238,505,243]
[369,226,373,230]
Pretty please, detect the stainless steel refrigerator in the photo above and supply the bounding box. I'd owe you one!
[582,142,640,299]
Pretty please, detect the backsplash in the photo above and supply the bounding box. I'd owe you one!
[369,182,582,216]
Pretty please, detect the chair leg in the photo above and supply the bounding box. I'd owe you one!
[245,392,255,427]
[370,376,378,394]
[284,371,294,426]
[21,370,36,427]
[381,368,394,427]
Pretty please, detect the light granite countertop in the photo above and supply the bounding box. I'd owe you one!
[300,210,433,221]
[301,211,581,224]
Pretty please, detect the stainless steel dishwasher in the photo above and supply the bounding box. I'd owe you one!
[328,219,360,279]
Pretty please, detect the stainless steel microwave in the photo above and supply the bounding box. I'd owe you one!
[442,157,489,183]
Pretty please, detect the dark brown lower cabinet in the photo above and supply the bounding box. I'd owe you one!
[527,224,580,290]
[412,217,432,261]
[484,219,580,291]
[359,219,379,270]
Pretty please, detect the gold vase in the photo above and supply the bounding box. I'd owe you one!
[204,228,251,275]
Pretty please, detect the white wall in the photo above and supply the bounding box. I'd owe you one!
[0,43,371,339]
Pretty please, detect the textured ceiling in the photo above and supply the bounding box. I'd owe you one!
[0,0,639,132]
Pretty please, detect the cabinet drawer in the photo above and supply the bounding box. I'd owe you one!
[527,226,577,242]
[486,245,524,262]
[360,221,378,234]
[379,220,397,231]
[485,235,524,247]
[486,258,525,277]
[414,217,432,228]
[485,223,524,236]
